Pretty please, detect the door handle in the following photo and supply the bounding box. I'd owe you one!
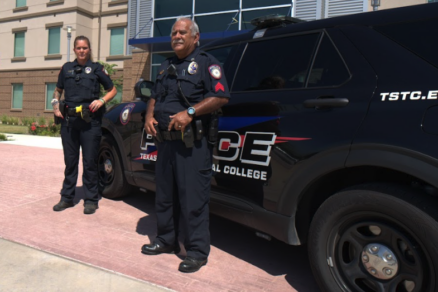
[303,98,349,108]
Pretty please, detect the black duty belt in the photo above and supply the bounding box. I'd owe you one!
[66,107,94,117]
[160,130,182,141]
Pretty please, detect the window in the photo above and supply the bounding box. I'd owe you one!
[14,32,25,57]
[110,28,125,55]
[151,52,173,80]
[46,83,56,110]
[195,0,238,14]
[154,19,175,37]
[307,35,350,87]
[48,27,61,55]
[374,18,438,68]
[12,84,23,109]
[195,13,239,33]
[16,0,26,7]
[242,0,290,9]
[155,0,191,18]
[232,34,320,92]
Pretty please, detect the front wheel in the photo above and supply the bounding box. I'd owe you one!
[98,135,133,199]
[308,184,438,292]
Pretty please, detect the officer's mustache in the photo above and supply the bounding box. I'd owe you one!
[172,40,184,44]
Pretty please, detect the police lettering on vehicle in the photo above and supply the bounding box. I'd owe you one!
[137,128,310,181]
[380,90,438,101]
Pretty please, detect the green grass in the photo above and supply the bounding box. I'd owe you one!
[0,124,29,135]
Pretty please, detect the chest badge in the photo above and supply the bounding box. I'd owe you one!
[85,67,92,74]
[209,65,222,79]
[188,62,198,74]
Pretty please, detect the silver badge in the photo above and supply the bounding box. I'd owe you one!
[188,62,198,74]
[85,67,92,74]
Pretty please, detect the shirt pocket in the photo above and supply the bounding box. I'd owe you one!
[81,74,98,92]
[177,74,203,101]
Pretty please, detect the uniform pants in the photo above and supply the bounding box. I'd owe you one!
[154,136,212,260]
[60,116,102,204]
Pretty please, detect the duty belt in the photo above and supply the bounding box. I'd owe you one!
[66,107,94,117]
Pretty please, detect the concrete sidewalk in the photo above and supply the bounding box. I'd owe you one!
[0,238,171,292]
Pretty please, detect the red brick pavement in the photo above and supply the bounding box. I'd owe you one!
[0,143,321,292]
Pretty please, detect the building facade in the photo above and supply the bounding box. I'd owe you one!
[0,0,434,120]
[0,0,128,121]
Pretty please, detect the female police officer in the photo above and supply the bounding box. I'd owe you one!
[52,35,117,215]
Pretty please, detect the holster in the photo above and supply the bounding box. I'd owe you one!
[207,110,221,145]
[182,124,194,148]
[54,100,66,125]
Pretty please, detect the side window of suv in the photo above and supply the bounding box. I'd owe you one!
[307,34,350,88]
[232,33,320,91]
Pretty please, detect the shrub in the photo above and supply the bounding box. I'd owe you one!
[1,115,7,125]
[21,117,33,126]
[0,133,6,141]
[38,117,47,126]
[29,122,60,137]
[10,117,19,125]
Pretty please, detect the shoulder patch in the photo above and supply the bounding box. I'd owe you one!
[209,65,222,79]
[102,67,109,76]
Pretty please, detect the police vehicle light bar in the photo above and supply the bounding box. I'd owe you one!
[251,14,305,29]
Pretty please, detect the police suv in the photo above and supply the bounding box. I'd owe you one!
[99,3,438,292]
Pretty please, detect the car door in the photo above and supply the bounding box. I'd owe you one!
[210,28,377,214]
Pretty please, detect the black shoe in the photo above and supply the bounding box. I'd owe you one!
[141,242,180,255]
[84,204,98,215]
[178,257,207,273]
[53,201,74,212]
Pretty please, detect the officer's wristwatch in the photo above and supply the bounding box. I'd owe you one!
[187,107,196,118]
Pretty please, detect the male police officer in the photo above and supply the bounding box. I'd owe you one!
[141,17,230,273]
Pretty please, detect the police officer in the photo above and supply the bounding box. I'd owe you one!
[141,17,230,273]
[52,35,117,215]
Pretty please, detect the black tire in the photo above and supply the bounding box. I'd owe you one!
[98,135,132,199]
[308,184,438,292]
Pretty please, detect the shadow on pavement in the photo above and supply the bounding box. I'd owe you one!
[119,190,321,292]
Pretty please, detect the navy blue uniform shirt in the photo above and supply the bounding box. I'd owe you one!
[151,47,230,130]
[57,59,113,106]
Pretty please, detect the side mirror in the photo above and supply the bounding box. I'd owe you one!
[134,80,154,101]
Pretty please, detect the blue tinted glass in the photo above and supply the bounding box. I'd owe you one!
[14,32,25,57]
[155,0,192,18]
[243,0,290,9]
[12,84,23,109]
[110,28,125,55]
[195,0,239,13]
[48,27,60,55]
[195,13,239,33]
[46,83,56,109]
[152,52,174,64]
[154,19,175,37]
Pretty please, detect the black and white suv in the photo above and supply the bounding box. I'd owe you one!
[99,3,438,291]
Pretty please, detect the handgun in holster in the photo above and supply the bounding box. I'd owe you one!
[153,124,163,144]
[182,123,194,148]
[54,100,66,125]
[208,110,221,145]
